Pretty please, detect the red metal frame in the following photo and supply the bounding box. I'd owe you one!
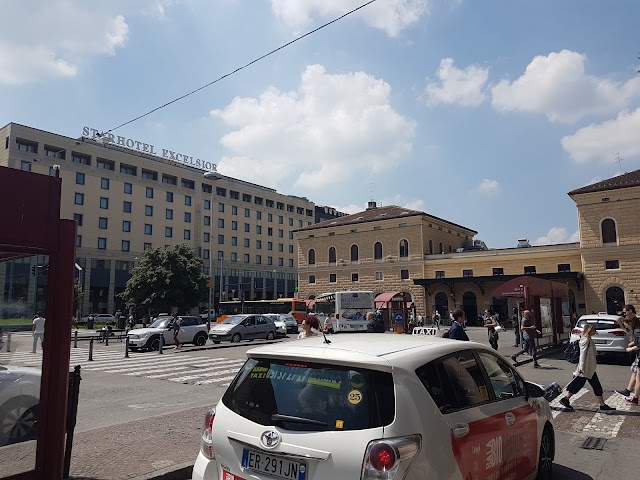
[1,166,76,480]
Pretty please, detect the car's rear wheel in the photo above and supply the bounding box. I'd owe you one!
[193,333,207,346]
[266,331,275,340]
[536,425,554,480]
[0,397,39,445]
[231,333,241,343]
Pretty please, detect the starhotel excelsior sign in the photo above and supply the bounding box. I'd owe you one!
[82,126,217,172]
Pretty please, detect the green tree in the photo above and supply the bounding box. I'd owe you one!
[73,280,83,313]
[121,244,207,314]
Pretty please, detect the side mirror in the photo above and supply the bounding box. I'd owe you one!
[525,381,545,399]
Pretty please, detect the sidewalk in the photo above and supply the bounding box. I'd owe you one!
[66,407,204,480]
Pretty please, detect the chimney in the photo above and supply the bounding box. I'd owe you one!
[366,201,377,210]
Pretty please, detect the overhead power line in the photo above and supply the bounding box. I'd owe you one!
[102,0,378,136]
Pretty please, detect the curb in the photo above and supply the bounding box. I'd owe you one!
[130,461,193,480]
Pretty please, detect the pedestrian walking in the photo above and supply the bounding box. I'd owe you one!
[614,305,640,401]
[559,323,616,412]
[323,314,335,334]
[171,312,183,349]
[448,309,469,341]
[484,309,499,350]
[32,311,45,353]
[432,311,440,330]
[511,310,540,368]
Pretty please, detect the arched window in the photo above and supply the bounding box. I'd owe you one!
[399,239,409,258]
[308,249,315,265]
[374,242,383,259]
[350,244,359,261]
[328,246,336,263]
[601,218,617,244]
[439,242,444,254]
[429,240,433,255]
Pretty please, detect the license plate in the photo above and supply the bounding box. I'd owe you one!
[242,449,307,480]
[594,339,607,344]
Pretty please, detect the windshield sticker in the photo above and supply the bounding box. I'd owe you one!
[248,365,348,389]
[350,376,364,388]
[335,420,344,429]
[348,390,363,405]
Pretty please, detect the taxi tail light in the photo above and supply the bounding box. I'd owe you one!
[571,328,582,335]
[361,435,421,480]
[611,330,627,336]
[200,407,216,459]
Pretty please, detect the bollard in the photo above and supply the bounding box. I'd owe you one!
[88,339,94,361]
[158,334,164,354]
[105,329,109,347]
[74,330,78,348]
[124,336,130,358]
[6,332,11,352]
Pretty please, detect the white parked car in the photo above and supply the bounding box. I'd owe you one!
[570,313,630,362]
[200,309,217,321]
[127,315,208,351]
[264,314,287,337]
[192,334,554,480]
[0,365,41,446]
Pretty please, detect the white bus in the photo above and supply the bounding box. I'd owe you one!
[314,291,375,332]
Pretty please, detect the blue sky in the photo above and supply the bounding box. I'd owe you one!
[2,0,639,248]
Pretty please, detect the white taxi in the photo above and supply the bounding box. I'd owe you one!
[192,334,554,480]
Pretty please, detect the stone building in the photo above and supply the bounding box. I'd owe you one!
[295,169,640,324]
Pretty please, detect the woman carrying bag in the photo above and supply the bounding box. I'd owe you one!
[559,323,616,412]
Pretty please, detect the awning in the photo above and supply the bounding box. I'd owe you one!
[374,291,412,307]
[491,276,570,298]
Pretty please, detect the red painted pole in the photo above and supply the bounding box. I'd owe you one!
[36,219,76,479]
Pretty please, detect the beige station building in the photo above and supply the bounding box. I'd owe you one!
[0,122,319,317]
[295,170,640,327]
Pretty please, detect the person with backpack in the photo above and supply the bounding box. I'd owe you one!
[484,309,499,350]
[559,323,616,412]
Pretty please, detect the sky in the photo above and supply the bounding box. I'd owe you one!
[1,0,639,249]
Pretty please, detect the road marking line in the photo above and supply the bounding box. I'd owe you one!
[119,359,244,376]
[169,368,242,382]
[196,375,239,385]
[550,388,589,418]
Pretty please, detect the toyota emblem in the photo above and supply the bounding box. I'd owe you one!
[260,430,281,449]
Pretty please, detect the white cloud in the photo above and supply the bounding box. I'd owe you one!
[533,227,580,245]
[0,1,175,85]
[491,50,640,124]
[425,58,489,107]
[474,179,500,196]
[211,64,415,192]
[561,108,640,164]
[333,204,365,215]
[270,0,430,37]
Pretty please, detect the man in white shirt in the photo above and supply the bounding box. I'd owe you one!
[32,312,45,353]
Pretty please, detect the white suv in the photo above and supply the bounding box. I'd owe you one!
[127,315,208,351]
[192,334,554,480]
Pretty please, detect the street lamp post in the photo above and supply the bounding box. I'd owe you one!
[204,171,222,331]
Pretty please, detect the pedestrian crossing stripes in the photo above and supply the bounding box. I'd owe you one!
[0,348,246,386]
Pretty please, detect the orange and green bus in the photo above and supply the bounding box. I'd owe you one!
[216,298,308,323]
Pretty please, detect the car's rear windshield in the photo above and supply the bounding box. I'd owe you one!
[222,358,395,432]
[577,319,621,330]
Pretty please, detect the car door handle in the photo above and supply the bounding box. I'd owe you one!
[452,423,470,438]
[505,413,516,426]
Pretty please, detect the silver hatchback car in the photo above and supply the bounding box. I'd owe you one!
[209,314,277,344]
[570,313,630,361]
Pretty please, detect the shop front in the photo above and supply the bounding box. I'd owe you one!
[374,291,413,333]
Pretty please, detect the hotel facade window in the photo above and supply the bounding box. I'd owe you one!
[74,213,83,226]
[124,183,132,194]
[123,220,131,232]
[123,201,132,213]
[401,269,409,280]
[329,247,336,263]
[101,178,110,189]
[17,140,37,152]
[73,153,91,165]
[98,238,107,249]
[20,161,32,171]
[308,249,316,265]
[166,209,173,219]
[184,230,191,240]
[492,268,504,276]
[145,205,153,216]
[122,240,130,252]
[165,227,173,237]
[330,274,337,283]
[97,158,114,170]
[350,244,359,262]
[524,266,537,275]
[144,224,152,235]
[120,163,136,175]
[76,172,85,185]
[374,242,383,259]
[75,193,84,205]
[146,187,154,198]
[99,218,108,229]
[99,197,109,209]
[185,195,192,206]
